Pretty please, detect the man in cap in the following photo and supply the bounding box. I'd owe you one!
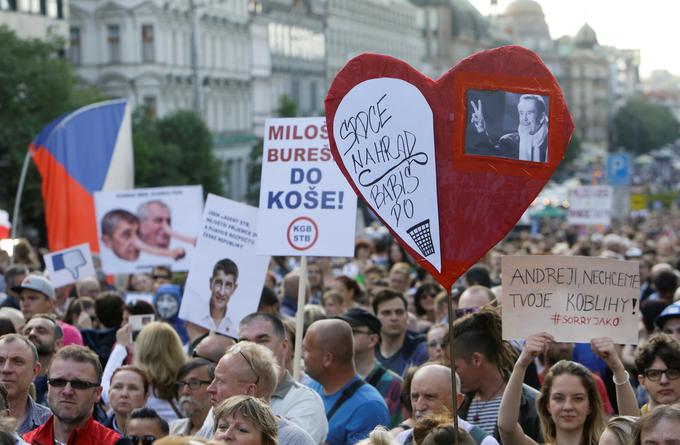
[656,301,680,341]
[338,307,404,427]
[14,274,82,346]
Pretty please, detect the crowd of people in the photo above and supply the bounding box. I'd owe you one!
[0,210,679,445]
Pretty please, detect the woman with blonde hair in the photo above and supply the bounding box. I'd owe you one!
[499,332,606,445]
[598,416,635,445]
[212,395,278,445]
[134,321,187,422]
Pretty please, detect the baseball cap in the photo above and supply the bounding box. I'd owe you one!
[12,275,55,300]
[337,307,381,336]
[655,302,680,329]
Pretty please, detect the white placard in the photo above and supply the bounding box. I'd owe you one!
[501,255,640,344]
[94,186,203,274]
[567,185,613,225]
[179,194,270,338]
[43,243,96,288]
[257,117,357,256]
[332,78,441,272]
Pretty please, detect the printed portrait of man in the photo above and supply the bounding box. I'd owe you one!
[100,209,141,261]
[137,200,172,248]
[466,91,550,163]
[202,258,239,335]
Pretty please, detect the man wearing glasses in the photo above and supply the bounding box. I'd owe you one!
[635,333,680,414]
[23,345,120,444]
[169,358,214,436]
[196,342,315,445]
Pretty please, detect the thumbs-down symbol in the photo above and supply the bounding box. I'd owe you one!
[52,250,87,279]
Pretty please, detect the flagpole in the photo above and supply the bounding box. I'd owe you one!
[10,151,31,243]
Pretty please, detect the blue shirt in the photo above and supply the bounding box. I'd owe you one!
[309,375,389,445]
[17,396,51,435]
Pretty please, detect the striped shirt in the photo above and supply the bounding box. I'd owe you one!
[466,396,501,436]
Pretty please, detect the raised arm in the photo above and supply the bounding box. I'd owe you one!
[590,337,639,416]
[498,332,553,445]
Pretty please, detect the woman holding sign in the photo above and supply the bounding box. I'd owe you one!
[498,332,608,445]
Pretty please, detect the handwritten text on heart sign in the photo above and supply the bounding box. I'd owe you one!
[333,78,442,272]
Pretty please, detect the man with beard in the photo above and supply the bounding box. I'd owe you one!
[169,358,214,436]
[201,259,239,335]
[23,345,120,444]
[0,334,51,434]
[23,314,64,405]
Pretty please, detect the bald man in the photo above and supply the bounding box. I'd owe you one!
[192,333,236,364]
[458,285,495,310]
[396,364,498,445]
[303,319,389,445]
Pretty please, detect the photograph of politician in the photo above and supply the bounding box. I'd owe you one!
[137,200,197,249]
[100,209,187,262]
[199,258,239,335]
[465,89,550,163]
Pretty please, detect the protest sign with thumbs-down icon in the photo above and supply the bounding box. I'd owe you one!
[44,243,97,287]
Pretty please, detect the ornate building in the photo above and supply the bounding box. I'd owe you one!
[325,0,423,80]
[0,0,69,40]
[69,0,262,199]
[415,0,502,78]
[492,0,640,154]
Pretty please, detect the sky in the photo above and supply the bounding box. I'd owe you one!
[468,0,680,78]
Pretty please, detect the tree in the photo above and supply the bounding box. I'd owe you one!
[0,26,106,243]
[245,94,299,205]
[613,97,679,154]
[134,110,223,195]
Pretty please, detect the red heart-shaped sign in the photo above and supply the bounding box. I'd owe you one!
[325,45,573,289]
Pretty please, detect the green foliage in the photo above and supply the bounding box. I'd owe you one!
[277,93,298,118]
[0,26,107,242]
[133,110,223,195]
[245,94,299,204]
[554,133,581,180]
[613,97,680,154]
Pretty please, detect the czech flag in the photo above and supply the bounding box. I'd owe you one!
[29,99,134,252]
[0,210,10,239]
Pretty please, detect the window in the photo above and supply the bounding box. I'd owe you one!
[107,24,121,63]
[141,24,154,63]
[69,27,81,65]
[143,96,157,118]
[0,0,17,11]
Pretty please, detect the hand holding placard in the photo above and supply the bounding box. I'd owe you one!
[517,331,554,368]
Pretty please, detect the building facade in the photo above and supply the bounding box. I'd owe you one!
[0,0,69,40]
[325,0,423,81]
[69,0,261,200]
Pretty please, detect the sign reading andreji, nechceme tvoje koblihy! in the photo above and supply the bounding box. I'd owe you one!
[257,117,357,257]
[94,185,203,274]
[180,194,270,338]
[501,255,640,345]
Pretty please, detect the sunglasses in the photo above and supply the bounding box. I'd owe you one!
[47,378,99,390]
[237,349,260,385]
[127,435,156,445]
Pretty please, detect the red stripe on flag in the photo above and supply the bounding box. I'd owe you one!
[31,145,100,252]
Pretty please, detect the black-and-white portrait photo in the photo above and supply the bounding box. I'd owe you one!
[465,89,550,163]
